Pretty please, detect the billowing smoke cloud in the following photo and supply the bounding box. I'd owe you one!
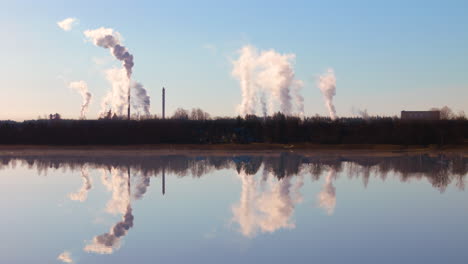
[69,81,92,119]
[317,69,337,120]
[69,167,92,202]
[231,171,303,237]
[84,28,133,78]
[317,168,337,215]
[57,251,73,263]
[85,168,133,254]
[57,18,77,31]
[100,68,130,117]
[84,27,150,117]
[232,45,303,117]
[131,81,151,117]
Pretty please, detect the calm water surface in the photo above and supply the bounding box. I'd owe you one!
[0,152,467,264]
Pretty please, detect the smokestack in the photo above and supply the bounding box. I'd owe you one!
[127,84,131,120]
[162,87,165,119]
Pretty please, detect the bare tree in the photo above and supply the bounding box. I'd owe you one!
[172,108,189,120]
[190,108,211,121]
[430,106,455,120]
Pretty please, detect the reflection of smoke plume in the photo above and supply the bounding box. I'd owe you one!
[69,167,92,202]
[69,81,92,119]
[84,205,134,254]
[131,81,151,116]
[85,168,134,254]
[232,45,303,116]
[105,168,131,215]
[232,171,302,237]
[318,168,336,215]
[133,174,151,200]
[84,27,150,117]
[57,251,73,263]
[317,69,337,120]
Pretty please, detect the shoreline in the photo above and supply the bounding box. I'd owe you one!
[0,144,467,157]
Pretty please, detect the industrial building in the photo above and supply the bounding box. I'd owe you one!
[401,111,440,120]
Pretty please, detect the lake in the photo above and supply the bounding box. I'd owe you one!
[0,150,467,264]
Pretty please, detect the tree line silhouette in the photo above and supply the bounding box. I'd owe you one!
[0,113,467,145]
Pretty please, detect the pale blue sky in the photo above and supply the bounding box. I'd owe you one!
[0,0,467,120]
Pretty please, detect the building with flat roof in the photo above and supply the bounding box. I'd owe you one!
[401,111,440,120]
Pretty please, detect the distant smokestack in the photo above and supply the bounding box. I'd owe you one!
[162,87,165,119]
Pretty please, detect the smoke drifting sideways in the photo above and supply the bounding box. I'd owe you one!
[231,170,304,237]
[317,69,337,120]
[317,168,337,215]
[68,167,92,202]
[69,81,92,119]
[232,45,304,117]
[84,27,150,117]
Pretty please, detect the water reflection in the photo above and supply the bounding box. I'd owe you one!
[232,171,304,237]
[68,167,92,202]
[1,153,466,192]
[84,168,134,254]
[318,168,336,215]
[0,151,466,262]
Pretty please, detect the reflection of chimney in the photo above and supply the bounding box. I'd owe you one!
[127,166,131,195]
[162,167,165,195]
[162,87,165,119]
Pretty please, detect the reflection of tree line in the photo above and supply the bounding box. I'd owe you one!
[1,153,466,191]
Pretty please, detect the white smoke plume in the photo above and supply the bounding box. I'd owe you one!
[85,168,134,254]
[131,81,151,117]
[232,45,303,117]
[292,80,305,117]
[57,251,73,263]
[84,27,133,78]
[317,69,337,120]
[352,107,370,120]
[232,45,257,116]
[69,167,92,202]
[84,27,150,117]
[100,68,130,117]
[69,81,92,119]
[231,171,303,237]
[57,18,77,31]
[317,168,337,215]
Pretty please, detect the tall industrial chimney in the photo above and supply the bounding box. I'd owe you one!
[127,84,131,120]
[162,87,165,119]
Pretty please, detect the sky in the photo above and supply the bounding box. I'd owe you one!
[0,0,467,121]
